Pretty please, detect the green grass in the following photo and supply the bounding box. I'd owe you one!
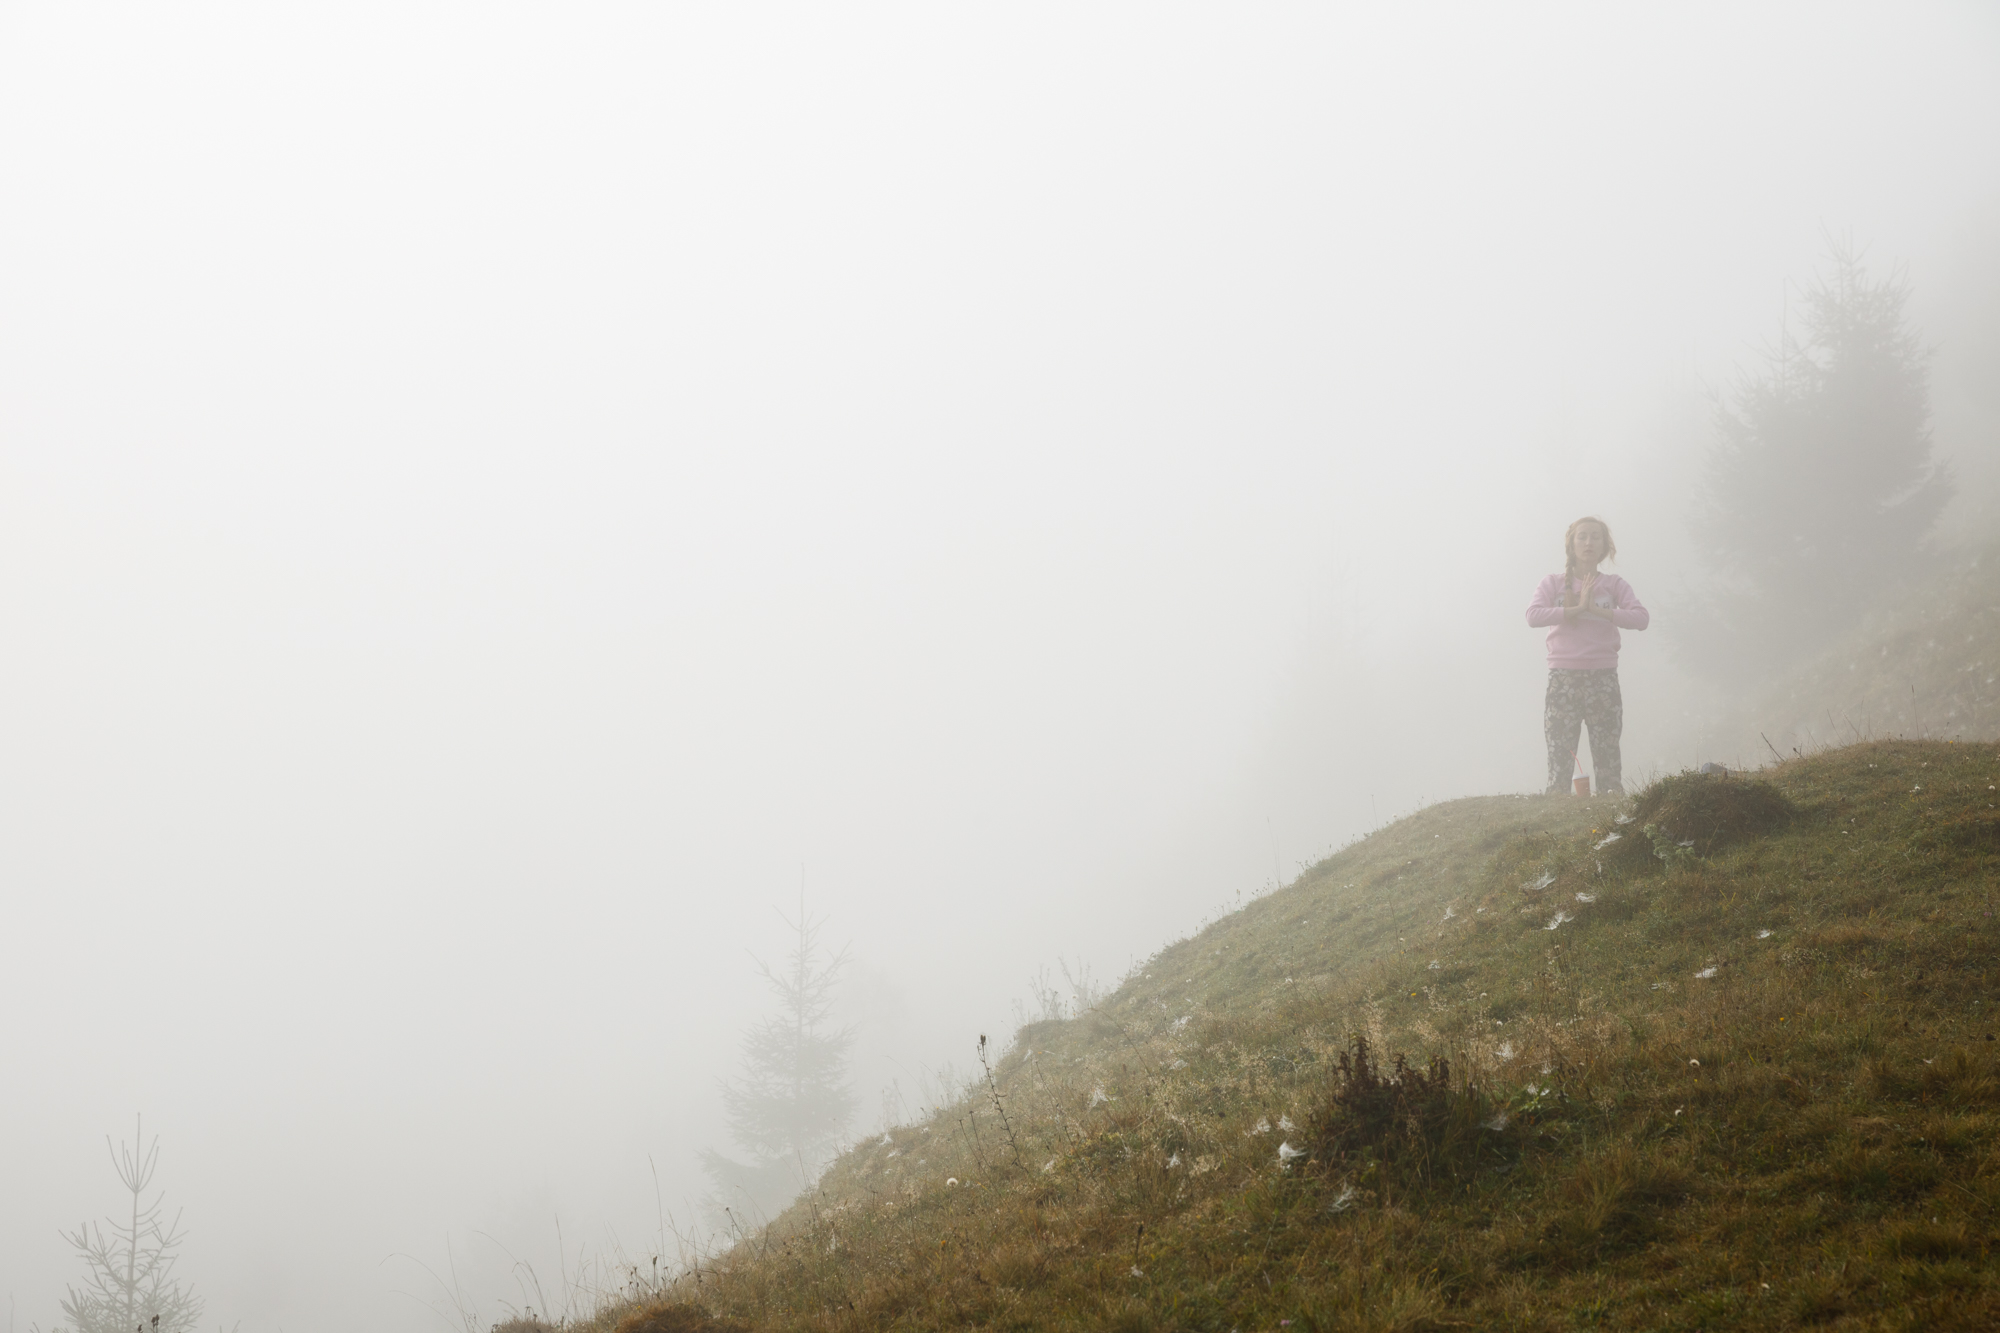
[599,739,2000,1331]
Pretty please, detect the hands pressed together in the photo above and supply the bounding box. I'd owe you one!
[1565,574,1613,621]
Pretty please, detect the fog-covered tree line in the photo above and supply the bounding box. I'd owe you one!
[1685,245,1954,680]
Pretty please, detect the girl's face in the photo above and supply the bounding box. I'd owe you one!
[1571,523,1608,565]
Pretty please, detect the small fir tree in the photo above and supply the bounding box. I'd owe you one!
[1690,245,1952,673]
[699,901,855,1232]
[57,1117,204,1333]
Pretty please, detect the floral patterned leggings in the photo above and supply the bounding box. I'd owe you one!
[1544,668,1623,795]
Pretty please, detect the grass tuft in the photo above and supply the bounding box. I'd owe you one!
[610,1303,748,1333]
[1304,1034,1511,1193]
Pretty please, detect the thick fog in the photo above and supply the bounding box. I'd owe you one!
[2,4,1997,1328]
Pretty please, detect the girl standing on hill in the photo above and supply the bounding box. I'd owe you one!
[1526,516,1649,795]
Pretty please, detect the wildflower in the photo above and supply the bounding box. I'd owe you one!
[1328,1183,1358,1212]
[1575,892,1596,903]
[1695,967,1718,979]
[1277,1141,1305,1168]
[1593,831,1621,850]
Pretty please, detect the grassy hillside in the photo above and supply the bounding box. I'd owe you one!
[599,740,2000,1331]
[1709,547,2000,761]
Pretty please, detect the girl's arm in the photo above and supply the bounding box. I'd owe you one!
[1610,580,1650,630]
[1526,577,1569,627]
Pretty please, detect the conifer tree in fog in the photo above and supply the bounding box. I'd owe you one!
[56,1118,204,1333]
[1690,246,1953,673]
[699,902,855,1231]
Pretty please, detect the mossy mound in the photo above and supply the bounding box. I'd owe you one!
[1603,769,1794,871]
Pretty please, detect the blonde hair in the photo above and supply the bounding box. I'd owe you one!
[1562,516,1616,603]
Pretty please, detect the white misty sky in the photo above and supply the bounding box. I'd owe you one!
[1,3,1996,1329]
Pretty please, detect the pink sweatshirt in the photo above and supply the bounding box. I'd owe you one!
[1526,573,1649,669]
